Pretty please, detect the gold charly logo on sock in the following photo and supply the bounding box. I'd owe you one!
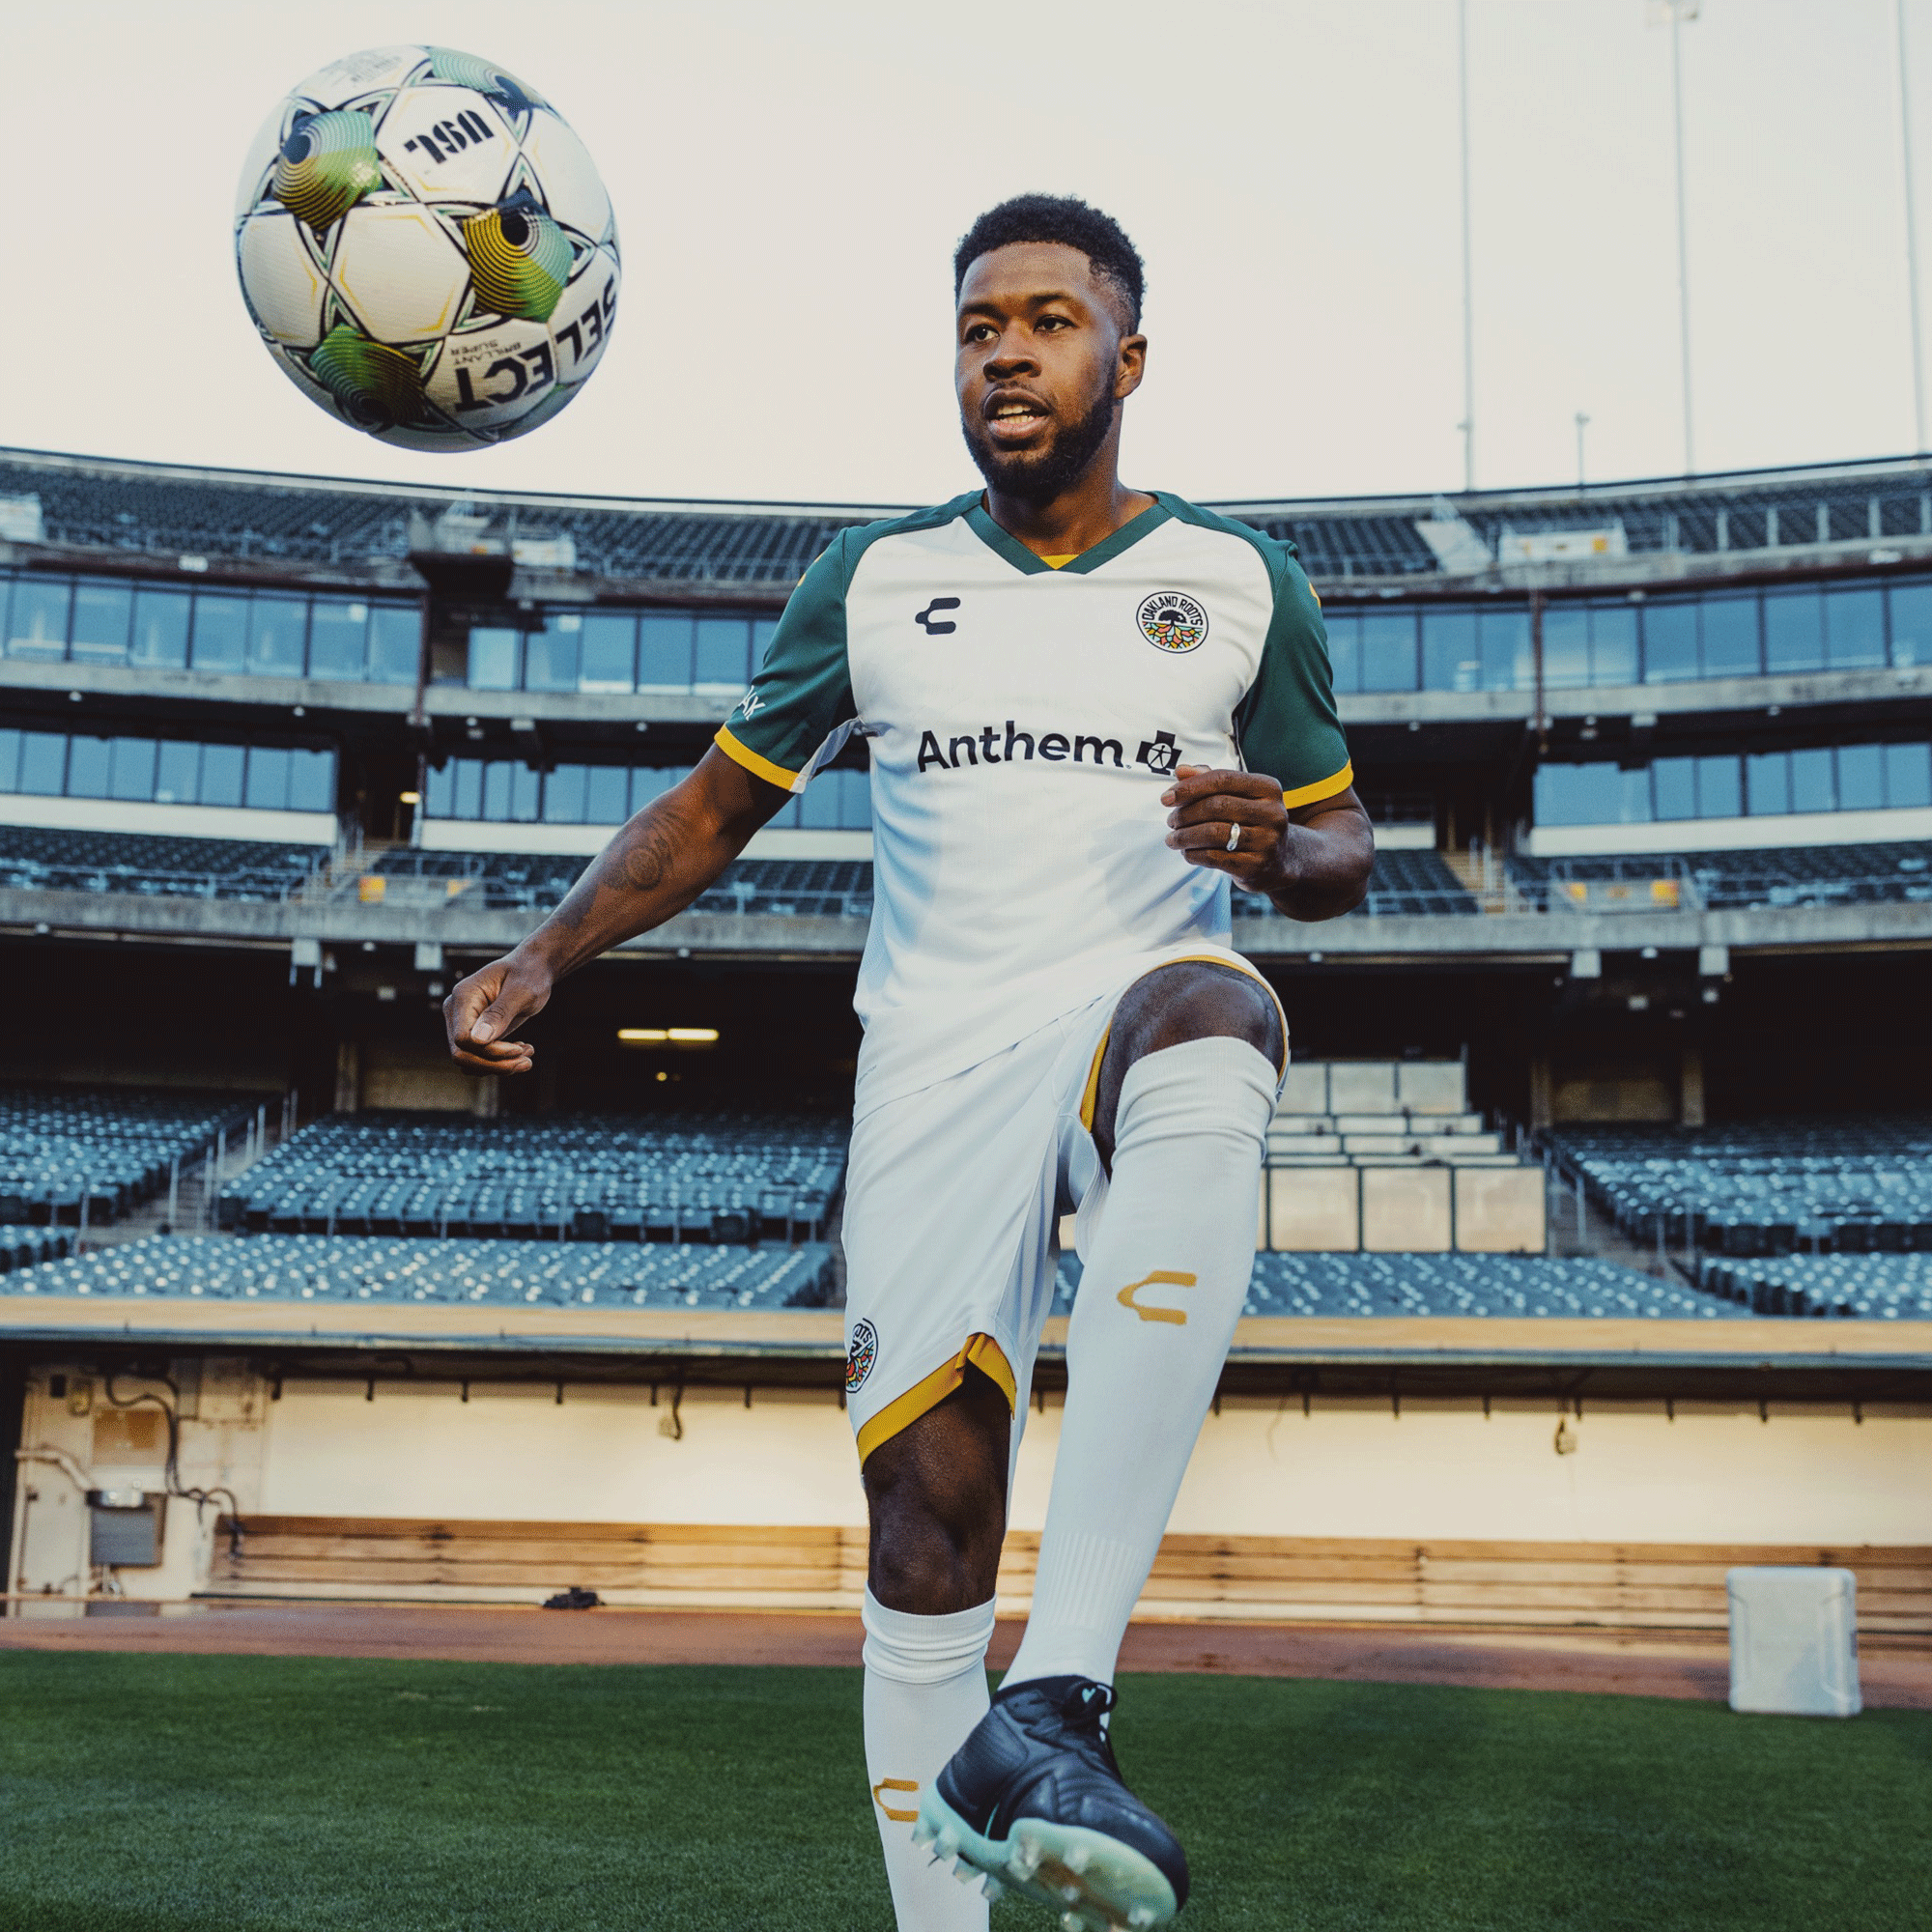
[1117,1269,1198,1324]
[872,1777,919,1822]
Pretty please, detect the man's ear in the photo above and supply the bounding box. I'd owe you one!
[1115,330,1148,402]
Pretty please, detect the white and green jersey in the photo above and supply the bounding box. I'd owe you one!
[714,490,1352,1112]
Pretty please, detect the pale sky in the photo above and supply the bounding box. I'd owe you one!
[3,0,1928,507]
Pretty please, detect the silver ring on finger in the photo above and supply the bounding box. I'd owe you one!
[1225,820,1241,853]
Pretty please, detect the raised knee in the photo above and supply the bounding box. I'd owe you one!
[1127,963,1280,1059]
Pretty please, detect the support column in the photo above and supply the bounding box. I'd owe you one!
[1680,1046,1706,1128]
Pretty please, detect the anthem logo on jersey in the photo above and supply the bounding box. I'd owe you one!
[845,1318,879,1394]
[1138,591,1208,653]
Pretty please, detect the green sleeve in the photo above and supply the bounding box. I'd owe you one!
[1234,545,1354,807]
[714,530,859,794]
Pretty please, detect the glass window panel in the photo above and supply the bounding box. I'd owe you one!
[1652,756,1697,821]
[752,617,781,667]
[66,736,111,798]
[308,599,369,680]
[1824,586,1886,670]
[1889,580,1932,668]
[1642,600,1698,682]
[630,766,675,814]
[544,763,587,822]
[525,611,581,693]
[694,614,752,686]
[1617,767,1653,822]
[1355,611,1415,692]
[18,732,66,795]
[1478,608,1529,690]
[579,613,636,692]
[9,579,71,660]
[0,729,18,792]
[199,743,244,807]
[1835,743,1885,810]
[1700,595,1759,678]
[467,625,521,691]
[453,758,482,820]
[510,763,541,822]
[1883,740,1932,807]
[155,742,199,805]
[1541,607,1590,689]
[1764,588,1825,672]
[1696,755,1743,818]
[425,759,456,818]
[1747,751,1790,814]
[839,766,871,829]
[481,761,515,821]
[289,749,332,812]
[1789,746,1834,812]
[799,768,840,827]
[245,746,291,810]
[130,587,190,668]
[1588,604,1638,685]
[638,612,694,686]
[247,597,307,676]
[368,606,418,684]
[1420,609,1479,692]
[189,593,247,672]
[1322,611,1361,694]
[584,765,630,821]
[70,582,131,665]
[109,736,157,802]
[1535,762,1625,825]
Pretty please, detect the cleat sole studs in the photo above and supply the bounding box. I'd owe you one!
[1065,1846,1092,1874]
[982,1877,1006,1902]
[1061,1916,1084,1932]
[1127,1911,1156,1929]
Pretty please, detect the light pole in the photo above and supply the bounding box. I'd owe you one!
[1459,0,1476,491]
[1898,0,1927,454]
[1576,412,1591,487]
[1650,1,1699,474]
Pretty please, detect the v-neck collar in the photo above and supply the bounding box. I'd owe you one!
[963,493,1172,577]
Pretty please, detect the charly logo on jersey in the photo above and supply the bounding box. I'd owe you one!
[914,597,960,635]
[845,1318,879,1394]
[1138,591,1208,653]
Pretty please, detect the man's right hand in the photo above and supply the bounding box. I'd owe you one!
[443,952,554,1075]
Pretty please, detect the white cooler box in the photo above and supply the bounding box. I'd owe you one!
[1726,1566,1861,1718]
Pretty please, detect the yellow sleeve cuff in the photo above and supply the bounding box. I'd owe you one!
[1282,761,1354,810]
[714,724,802,794]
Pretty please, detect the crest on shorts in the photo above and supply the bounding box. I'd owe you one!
[845,1318,879,1394]
[1138,591,1208,654]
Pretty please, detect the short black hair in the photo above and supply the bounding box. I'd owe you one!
[952,194,1145,331]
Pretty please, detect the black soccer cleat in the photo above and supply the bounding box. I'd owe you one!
[913,1674,1188,1930]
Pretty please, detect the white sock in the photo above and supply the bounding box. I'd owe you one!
[862,1589,996,1930]
[1006,1036,1277,1690]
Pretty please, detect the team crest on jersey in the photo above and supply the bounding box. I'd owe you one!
[1138,592,1208,653]
[845,1318,879,1394]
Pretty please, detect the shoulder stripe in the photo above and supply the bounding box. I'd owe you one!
[714,724,802,793]
[1283,761,1354,810]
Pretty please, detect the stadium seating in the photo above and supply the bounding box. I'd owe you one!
[0,1225,70,1270]
[1510,843,1932,912]
[1697,1253,1932,1320]
[1548,1119,1932,1256]
[374,849,872,920]
[1050,1252,1746,1319]
[1,1233,837,1310]
[218,1110,847,1242]
[0,1086,258,1223]
[0,825,325,902]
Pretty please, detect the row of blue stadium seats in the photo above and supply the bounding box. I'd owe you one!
[219,1110,848,1242]
[1696,1254,1932,1320]
[3,1235,838,1311]
[0,823,323,903]
[0,1225,71,1271]
[1549,1118,1932,1256]
[0,1086,258,1223]
[1509,842,1932,911]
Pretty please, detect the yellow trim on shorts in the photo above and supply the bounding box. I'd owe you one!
[1282,761,1354,810]
[713,724,801,793]
[854,1332,1016,1466]
[1077,955,1290,1134]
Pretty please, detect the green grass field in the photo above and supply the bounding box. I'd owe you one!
[0,1651,1925,1931]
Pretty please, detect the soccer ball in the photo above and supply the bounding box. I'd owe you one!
[234,45,620,451]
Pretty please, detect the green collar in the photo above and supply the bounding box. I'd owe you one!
[962,494,1172,577]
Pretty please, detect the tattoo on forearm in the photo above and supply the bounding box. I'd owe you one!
[621,822,674,894]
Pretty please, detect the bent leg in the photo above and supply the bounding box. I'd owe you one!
[861,1373,1009,1929]
[1004,962,1280,1690]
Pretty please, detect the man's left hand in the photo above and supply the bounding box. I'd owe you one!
[1161,764,1297,894]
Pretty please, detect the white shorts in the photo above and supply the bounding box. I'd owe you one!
[839,954,1285,1465]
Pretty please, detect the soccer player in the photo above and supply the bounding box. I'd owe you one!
[444,194,1373,1930]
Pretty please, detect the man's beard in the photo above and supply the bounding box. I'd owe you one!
[961,375,1118,505]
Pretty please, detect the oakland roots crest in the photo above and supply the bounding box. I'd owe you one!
[845,1318,879,1393]
[1138,590,1208,653]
